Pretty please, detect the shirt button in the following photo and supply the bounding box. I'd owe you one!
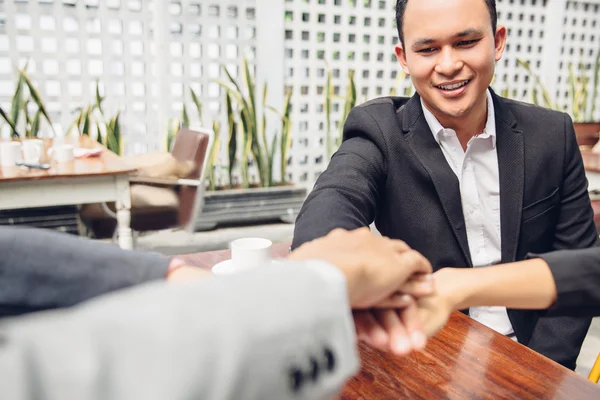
[288,366,304,393]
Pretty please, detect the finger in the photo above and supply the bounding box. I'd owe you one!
[371,294,414,309]
[373,309,412,356]
[396,274,435,298]
[386,238,411,253]
[396,250,433,276]
[399,302,427,351]
[353,311,389,350]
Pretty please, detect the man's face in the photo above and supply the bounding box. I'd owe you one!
[395,0,506,125]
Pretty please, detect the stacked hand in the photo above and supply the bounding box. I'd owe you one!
[289,228,448,356]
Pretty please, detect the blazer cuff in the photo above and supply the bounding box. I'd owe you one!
[527,250,597,317]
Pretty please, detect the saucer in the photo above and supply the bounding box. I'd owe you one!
[212,259,281,275]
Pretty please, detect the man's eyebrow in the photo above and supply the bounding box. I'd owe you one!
[411,38,435,50]
[456,28,484,37]
[411,28,485,50]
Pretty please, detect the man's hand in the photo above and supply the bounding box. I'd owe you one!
[289,228,434,354]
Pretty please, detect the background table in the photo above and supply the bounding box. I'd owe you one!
[179,243,600,399]
[0,136,136,249]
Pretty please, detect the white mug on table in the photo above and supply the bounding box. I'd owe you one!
[212,237,274,275]
[0,141,22,167]
[51,144,75,163]
[230,237,273,270]
[22,139,44,163]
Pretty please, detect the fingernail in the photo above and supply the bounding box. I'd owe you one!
[411,331,426,349]
[418,281,433,292]
[394,336,412,354]
[399,294,412,303]
[424,274,433,281]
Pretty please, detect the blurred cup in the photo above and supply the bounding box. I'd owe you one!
[0,141,22,167]
[52,144,74,163]
[22,139,44,163]
[230,238,273,270]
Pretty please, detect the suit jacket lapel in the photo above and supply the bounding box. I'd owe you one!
[492,92,524,263]
[400,94,472,267]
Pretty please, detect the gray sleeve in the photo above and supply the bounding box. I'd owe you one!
[0,226,169,316]
[0,260,359,400]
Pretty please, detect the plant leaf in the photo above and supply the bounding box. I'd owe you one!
[95,80,104,115]
[30,109,41,138]
[18,68,56,135]
[181,103,190,128]
[190,87,204,123]
[11,74,24,128]
[0,105,19,138]
[226,92,237,187]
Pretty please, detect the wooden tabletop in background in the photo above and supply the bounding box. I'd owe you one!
[0,136,135,182]
[180,244,600,399]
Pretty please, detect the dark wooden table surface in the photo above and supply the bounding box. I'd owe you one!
[180,243,600,399]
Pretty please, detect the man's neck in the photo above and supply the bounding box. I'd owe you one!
[430,95,489,151]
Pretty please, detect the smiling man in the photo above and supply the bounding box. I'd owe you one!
[292,0,598,370]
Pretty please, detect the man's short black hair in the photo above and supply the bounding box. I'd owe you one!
[395,0,497,45]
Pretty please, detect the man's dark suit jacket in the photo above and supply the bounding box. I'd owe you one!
[292,90,599,369]
[0,226,169,317]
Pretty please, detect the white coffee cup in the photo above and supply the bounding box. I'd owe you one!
[0,141,22,167]
[230,238,273,270]
[52,144,74,163]
[22,139,44,163]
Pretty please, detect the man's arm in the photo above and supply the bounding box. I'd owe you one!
[0,226,170,316]
[0,261,359,400]
[526,113,598,369]
[292,106,388,249]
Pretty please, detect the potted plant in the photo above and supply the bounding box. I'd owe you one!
[517,51,600,147]
[170,59,306,231]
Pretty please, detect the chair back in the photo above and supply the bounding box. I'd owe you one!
[170,128,210,228]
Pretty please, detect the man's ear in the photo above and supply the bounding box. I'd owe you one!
[394,44,410,75]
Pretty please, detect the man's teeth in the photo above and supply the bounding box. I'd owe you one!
[437,80,469,90]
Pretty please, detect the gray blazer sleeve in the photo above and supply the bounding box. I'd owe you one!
[0,260,359,400]
[0,226,169,316]
[536,248,600,317]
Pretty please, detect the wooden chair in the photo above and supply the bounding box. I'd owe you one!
[80,128,210,239]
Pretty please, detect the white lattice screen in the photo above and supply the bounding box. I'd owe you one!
[0,0,599,186]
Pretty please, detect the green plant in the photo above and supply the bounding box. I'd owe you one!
[336,69,357,149]
[67,81,123,155]
[225,91,238,187]
[517,52,600,122]
[216,58,280,188]
[324,68,333,159]
[278,88,294,184]
[324,68,360,158]
[0,65,55,138]
[204,120,221,191]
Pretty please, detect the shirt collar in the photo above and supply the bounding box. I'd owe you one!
[421,89,497,148]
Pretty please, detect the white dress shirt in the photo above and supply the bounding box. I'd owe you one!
[421,90,516,339]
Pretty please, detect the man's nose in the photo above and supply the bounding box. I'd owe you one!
[434,48,464,77]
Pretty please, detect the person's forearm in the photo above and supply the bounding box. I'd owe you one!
[0,227,170,315]
[446,259,558,310]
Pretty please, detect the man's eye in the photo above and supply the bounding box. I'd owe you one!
[418,48,436,54]
[457,40,478,46]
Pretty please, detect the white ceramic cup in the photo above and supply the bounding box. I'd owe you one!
[52,144,75,163]
[0,141,22,167]
[22,139,44,163]
[230,237,273,270]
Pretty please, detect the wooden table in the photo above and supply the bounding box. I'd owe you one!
[180,243,600,399]
[0,136,136,249]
